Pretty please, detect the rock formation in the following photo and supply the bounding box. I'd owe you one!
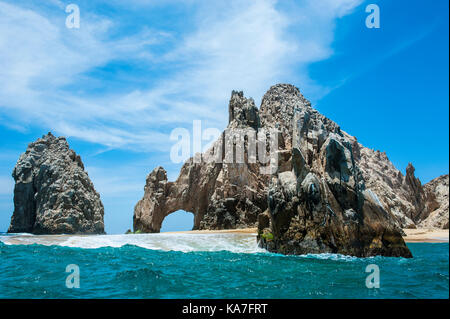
[134,83,447,257]
[419,175,449,229]
[8,133,105,234]
[258,86,410,257]
[354,143,449,229]
[134,91,269,232]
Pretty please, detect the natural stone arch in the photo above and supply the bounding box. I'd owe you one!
[133,159,268,233]
[133,162,223,233]
[133,88,282,233]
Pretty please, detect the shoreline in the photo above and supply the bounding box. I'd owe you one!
[402,228,449,243]
[161,228,258,235]
[162,227,450,243]
[2,227,448,243]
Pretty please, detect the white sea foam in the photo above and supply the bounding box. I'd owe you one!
[1,233,400,259]
[0,232,267,254]
[297,252,362,261]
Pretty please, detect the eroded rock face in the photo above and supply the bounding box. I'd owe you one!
[354,147,417,229]
[8,133,104,234]
[419,175,449,229]
[134,83,446,256]
[354,142,449,229]
[258,90,411,257]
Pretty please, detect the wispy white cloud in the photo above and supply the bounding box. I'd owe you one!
[0,0,362,151]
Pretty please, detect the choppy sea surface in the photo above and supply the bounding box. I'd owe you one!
[0,232,448,299]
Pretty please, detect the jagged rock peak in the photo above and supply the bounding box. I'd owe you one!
[228,90,259,129]
[260,84,312,125]
[8,132,105,234]
[405,163,422,188]
[227,84,313,132]
[262,83,311,108]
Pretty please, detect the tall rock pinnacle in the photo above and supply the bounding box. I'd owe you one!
[8,133,105,234]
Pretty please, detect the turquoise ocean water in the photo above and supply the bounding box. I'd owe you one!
[0,233,448,299]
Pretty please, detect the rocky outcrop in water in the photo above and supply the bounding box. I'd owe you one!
[8,133,104,234]
[257,86,411,257]
[134,83,446,257]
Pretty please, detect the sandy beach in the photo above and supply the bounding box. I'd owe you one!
[163,227,449,243]
[163,228,258,235]
[2,227,448,244]
[402,228,449,243]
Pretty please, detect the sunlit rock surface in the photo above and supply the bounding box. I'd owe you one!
[8,133,104,234]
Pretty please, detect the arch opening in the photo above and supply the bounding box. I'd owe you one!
[160,210,194,232]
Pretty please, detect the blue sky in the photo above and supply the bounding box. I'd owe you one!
[0,0,448,234]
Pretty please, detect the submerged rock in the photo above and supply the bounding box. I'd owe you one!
[8,133,104,234]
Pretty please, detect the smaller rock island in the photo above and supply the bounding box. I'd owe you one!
[8,132,104,234]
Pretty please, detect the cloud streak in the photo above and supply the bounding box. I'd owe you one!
[0,0,362,151]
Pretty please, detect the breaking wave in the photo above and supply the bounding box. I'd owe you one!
[0,232,267,254]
